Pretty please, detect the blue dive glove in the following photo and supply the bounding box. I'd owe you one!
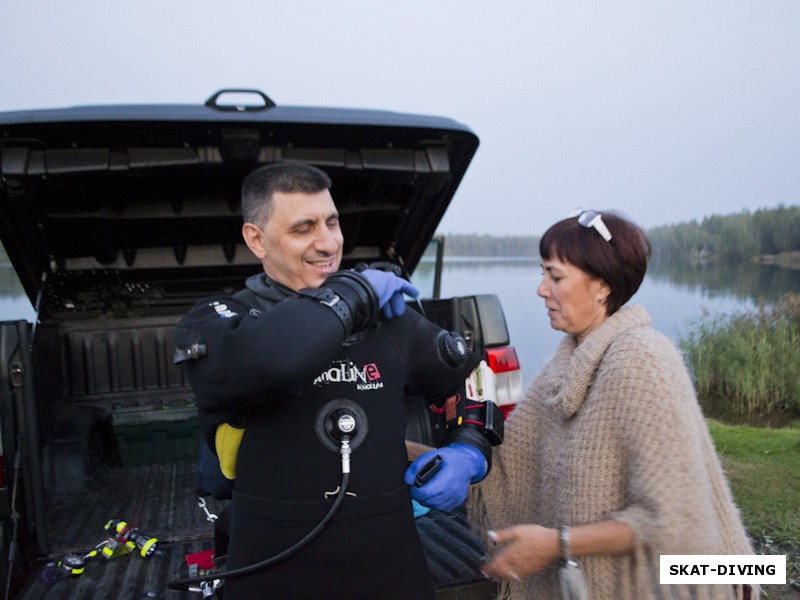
[359,269,419,319]
[404,443,488,512]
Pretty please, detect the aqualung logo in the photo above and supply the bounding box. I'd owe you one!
[313,360,384,391]
[210,301,237,318]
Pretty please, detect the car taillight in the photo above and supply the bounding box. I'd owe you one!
[485,346,523,418]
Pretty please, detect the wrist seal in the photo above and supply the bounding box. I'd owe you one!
[299,270,380,337]
[441,427,493,481]
[297,287,355,335]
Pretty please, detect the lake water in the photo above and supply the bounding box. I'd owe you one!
[2,258,798,400]
[423,259,800,393]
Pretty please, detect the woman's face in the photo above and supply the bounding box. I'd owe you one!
[537,257,610,343]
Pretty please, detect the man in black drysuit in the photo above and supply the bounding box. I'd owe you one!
[175,162,501,599]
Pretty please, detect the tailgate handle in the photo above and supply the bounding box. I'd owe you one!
[205,89,276,112]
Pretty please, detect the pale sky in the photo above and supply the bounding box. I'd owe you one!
[3,0,799,236]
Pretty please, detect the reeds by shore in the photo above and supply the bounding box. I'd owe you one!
[681,293,800,418]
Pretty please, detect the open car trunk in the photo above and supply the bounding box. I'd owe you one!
[0,92,477,318]
[0,91,500,599]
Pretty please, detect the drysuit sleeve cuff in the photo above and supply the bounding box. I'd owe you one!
[298,270,380,337]
[440,427,493,482]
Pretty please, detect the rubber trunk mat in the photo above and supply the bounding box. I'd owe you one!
[15,463,494,599]
[16,462,226,599]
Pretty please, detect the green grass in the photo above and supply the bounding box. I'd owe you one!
[708,420,800,591]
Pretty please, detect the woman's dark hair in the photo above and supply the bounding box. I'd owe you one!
[539,211,652,315]
[241,162,333,226]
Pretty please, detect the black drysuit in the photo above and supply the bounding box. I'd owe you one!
[175,273,480,599]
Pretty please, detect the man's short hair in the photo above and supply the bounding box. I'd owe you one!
[241,162,333,226]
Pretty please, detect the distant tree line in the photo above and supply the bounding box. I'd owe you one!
[648,205,800,264]
[440,205,800,263]
[439,234,540,257]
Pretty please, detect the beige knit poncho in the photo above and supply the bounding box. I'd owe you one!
[472,305,758,599]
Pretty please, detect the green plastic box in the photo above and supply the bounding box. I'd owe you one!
[111,401,201,466]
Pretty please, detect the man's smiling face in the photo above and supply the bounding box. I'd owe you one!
[243,189,343,291]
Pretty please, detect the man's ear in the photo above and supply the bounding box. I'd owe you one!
[242,223,267,260]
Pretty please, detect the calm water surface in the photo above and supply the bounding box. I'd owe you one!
[2,258,799,419]
[429,259,800,393]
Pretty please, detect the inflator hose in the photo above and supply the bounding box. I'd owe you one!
[166,472,350,591]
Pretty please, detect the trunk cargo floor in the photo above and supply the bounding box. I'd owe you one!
[18,462,226,599]
[17,462,494,599]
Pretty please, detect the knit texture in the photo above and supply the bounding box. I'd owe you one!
[471,305,758,599]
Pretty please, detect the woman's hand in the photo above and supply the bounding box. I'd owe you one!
[480,524,560,581]
[481,520,636,582]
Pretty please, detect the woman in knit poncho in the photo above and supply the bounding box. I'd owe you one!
[475,211,757,600]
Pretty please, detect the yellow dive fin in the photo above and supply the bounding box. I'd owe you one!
[215,423,245,480]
